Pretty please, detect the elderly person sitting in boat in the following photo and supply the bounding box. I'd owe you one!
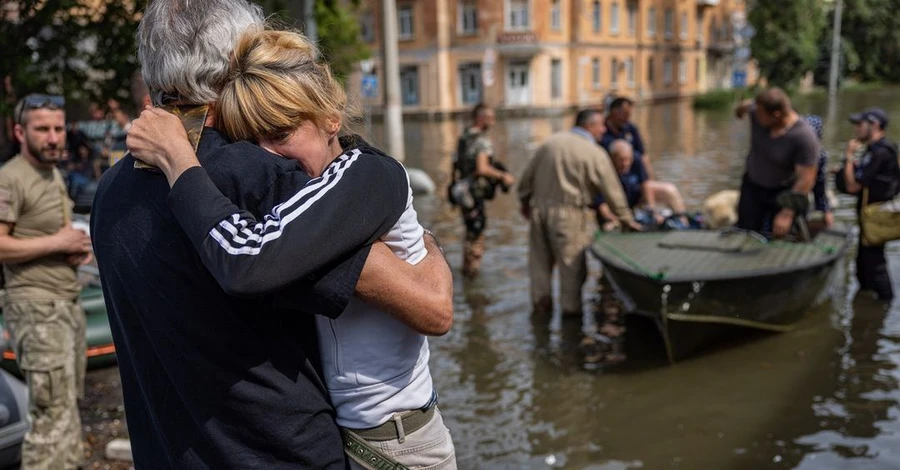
[595,139,688,231]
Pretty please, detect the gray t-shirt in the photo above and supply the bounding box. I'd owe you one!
[746,108,820,189]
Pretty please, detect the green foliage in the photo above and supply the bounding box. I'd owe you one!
[836,0,900,83]
[749,0,825,88]
[0,0,147,114]
[692,89,741,110]
[260,0,369,83]
[315,0,370,83]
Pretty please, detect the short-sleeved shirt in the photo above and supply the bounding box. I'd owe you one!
[91,128,382,469]
[746,109,820,189]
[0,155,78,300]
[593,157,649,209]
[855,137,900,207]
[457,127,493,178]
[599,122,647,161]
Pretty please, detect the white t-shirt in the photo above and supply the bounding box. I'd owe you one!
[315,170,433,429]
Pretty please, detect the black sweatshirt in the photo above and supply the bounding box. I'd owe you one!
[91,129,406,469]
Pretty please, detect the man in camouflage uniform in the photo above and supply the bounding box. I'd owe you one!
[0,94,94,469]
[454,104,516,278]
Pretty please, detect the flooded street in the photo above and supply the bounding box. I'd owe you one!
[364,88,900,469]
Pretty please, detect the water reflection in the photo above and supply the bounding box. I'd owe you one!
[366,88,900,469]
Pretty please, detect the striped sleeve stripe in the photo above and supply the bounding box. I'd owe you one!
[207,149,362,255]
[258,152,356,231]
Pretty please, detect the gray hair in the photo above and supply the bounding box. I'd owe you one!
[137,0,265,105]
[609,139,633,158]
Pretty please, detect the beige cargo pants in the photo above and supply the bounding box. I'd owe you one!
[528,205,591,316]
[4,300,86,470]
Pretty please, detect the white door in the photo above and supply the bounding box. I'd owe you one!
[505,61,531,106]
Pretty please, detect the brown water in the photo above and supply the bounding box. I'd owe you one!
[368,88,900,470]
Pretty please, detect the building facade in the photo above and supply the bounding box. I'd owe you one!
[351,0,755,116]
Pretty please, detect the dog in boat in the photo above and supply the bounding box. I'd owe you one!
[702,190,740,229]
[702,189,839,230]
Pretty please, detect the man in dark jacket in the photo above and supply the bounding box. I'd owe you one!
[841,107,899,301]
[91,1,453,468]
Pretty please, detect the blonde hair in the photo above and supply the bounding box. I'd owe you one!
[217,29,354,143]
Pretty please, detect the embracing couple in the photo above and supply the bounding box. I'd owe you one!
[91,1,456,469]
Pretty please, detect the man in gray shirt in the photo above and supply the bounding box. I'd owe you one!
[734,88,819,237]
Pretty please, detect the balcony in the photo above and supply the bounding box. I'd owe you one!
[497,31,538,45]
[496,31,541,58]
[697,0,720,7]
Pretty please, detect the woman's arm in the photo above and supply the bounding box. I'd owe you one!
[355,236,453,336]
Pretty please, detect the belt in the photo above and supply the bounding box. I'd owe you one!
[348,405,436,442]
[343,430,409,470]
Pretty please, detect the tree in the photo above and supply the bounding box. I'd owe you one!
[0,0,146,149]
[315,0,370,82]
[748,0,825,88]
[836,0,900,83]
[263,0,370,83]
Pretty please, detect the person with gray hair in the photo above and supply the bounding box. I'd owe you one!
[518,110,636,318]
[596,139,688,230]
[91,0,453,468]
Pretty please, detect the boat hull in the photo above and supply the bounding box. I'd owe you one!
[591,229,850,362]
[602,261,837,361]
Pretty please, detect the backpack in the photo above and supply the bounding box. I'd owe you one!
[447,133,476,209]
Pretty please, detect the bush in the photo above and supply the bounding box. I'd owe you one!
[692,89,743,110]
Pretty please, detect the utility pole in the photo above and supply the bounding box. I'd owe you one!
[828,0,843,99]
[304,0,317,47]
[381,0,405,161]
[288,1,317,54]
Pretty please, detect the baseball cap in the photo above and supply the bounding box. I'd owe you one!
[849,107,889,129]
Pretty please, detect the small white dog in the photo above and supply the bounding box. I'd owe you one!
[702,189,838,230]
[702,190,740,229]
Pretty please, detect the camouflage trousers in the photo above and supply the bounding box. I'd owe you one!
[461,200,487,278]
[4,299,86,470]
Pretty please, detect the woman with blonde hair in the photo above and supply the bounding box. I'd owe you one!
[217,29,457,469]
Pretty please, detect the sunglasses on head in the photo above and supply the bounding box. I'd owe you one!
[16,94,65,124]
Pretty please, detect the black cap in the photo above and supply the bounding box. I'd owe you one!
[849,107,889,129]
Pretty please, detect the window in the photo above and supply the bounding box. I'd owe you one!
[664,8,674,39]
[400,66,419,106]
[551,59,562,99]
[627,3,637,37]
[625,57,634,87]
[663,58,673,85]
[695,58,701,84]
[647,57,654,83]
[611,57,619,88]
[459,63,483,105]
[398,4,414,40]
[610,2,620,35]
[680,11,688,40]
[551,0,561,31]
[710,17,718,42]
[459,1,478,35]
[360,12,375,43]
[678,59,687,84]
[696,12,703,42]
[508,0,530,31]
[591,58,601,90]
[592,1,601,33]
[647,7,656,37]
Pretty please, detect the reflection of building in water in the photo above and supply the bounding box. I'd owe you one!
[350,0,756,116]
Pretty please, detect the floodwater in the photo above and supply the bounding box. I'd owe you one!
[366,87,900,469]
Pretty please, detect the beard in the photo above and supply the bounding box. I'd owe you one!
[26,139,63,164]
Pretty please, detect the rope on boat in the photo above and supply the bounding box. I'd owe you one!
[594,233,667,281]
